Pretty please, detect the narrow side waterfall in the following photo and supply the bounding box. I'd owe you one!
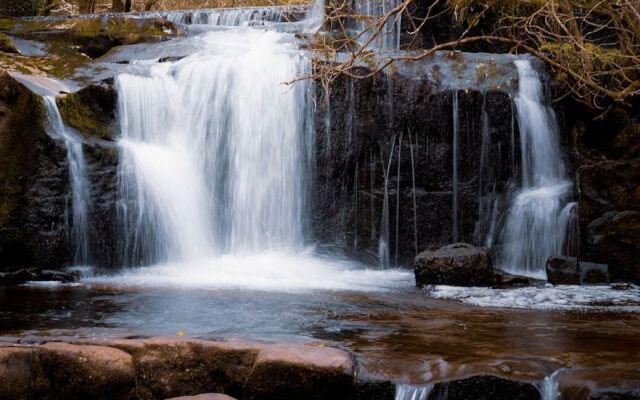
[498,59,573,278]
[352,0,401,50]
[395,384,432,400]
[43,96,92,265]
[116,29,313,266]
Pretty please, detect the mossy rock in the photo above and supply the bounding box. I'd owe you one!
[0,33,17,53]
[56,83,117,140]
[0,16,178,59]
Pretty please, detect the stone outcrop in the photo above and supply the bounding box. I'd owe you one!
[0,69,69,270]
[0,337,559,400]
[545,256,609,285]
[577,161,640,283]
[414,243,495,287]
[314,56,523,266]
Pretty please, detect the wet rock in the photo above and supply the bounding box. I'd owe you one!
[166,394,237,400]
[0,343,136,399]
[492,270,542,287]
[131,339,258,400]
[580,262,609,285]
[0,267,79,284]
[577,161,640,223]
[546,256,580,285]
[245,343,354,400]
[587,211,640,283]
[1,16,179,59]
[612,123,640,160]
[0,33,17,53]
[414,243,494,287]
[0,68,69,270]
[56,83,117,140]
[428,375,540,400]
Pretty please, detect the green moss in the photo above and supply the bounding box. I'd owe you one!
[0,32,17,53]
[56,85,116,140]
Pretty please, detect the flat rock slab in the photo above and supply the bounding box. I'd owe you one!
[166,394,237,400]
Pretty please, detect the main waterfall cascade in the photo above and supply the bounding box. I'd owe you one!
[497,60,575,278]
[116,29,313,265]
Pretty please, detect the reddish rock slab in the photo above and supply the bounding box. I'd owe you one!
[0,343,135,400]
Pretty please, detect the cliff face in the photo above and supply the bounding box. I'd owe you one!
[0,70,68,269]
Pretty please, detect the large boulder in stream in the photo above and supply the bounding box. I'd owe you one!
[414,243,495,287]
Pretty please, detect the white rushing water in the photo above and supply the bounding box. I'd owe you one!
[117,29,313,266]
[43,96,92,265]
[498,60,574,279]
[395,384,433,400]
[352,0,402,50]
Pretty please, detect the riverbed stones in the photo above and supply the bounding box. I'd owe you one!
[414,243,495,287]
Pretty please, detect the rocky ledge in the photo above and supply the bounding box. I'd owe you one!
[1,336,636,400]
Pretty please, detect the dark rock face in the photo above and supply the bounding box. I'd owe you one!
[0,69,69,270]
[577,161,640,282]
[546,256,580,285]
[545,256,609,285]
[428,375,540,400]
[313,65,518,266]
[587,211,640,283]
[414,243,494,287]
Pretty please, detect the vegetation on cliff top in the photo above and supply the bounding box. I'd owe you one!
[315,0,640,110]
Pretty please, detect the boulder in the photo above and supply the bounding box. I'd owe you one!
[414,243,494,287]
[546,256,580,285]
[579,262,609,285]
[587,211,640,283]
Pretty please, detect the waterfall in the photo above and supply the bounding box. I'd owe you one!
[498,59,573,278]
[43,96,92,265]
[395,384,433,400]
[352,0,402,49]
[156,7,288,26]
[452,91,460,243]
[539,370,563,400]
[115,29,313,266]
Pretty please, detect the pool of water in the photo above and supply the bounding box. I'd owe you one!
[2,260,640,385]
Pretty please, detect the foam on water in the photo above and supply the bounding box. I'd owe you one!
[86,251,413,293]
[427,285,640,311]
